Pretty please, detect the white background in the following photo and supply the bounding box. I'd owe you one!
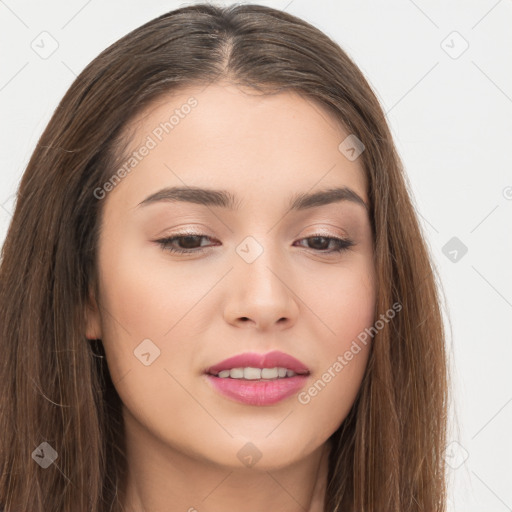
[1,1,511,510]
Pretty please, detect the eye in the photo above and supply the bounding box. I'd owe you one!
[293,235,354,253]
[155,233,217,254]
[155,233,354,255]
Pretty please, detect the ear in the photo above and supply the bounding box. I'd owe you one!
[85,288,102,340]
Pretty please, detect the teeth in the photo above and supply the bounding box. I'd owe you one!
[244,367,262,380]
[261,367,278,379]
[215,367,298,380]
[229,368,244,379]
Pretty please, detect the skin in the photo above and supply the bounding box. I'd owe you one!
[86,82,376,512]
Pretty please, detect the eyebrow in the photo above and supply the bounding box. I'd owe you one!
[136,186,369,212]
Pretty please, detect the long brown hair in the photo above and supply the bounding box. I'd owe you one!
[0,4,448,511]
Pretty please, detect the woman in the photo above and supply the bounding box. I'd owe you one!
[0,4,448,511]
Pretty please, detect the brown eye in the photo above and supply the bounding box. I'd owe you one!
[155,234,354,256]
[156,234,216,254]
[294,236,354,253]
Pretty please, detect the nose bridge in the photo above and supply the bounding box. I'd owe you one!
[235,233,287,296]
[225,233,298,328]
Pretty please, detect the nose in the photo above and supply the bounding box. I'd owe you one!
[223,243,299,331]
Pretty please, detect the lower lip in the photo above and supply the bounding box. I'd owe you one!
[205,374,309,406]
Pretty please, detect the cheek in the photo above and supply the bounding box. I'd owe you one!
[95,249,203,434]
[295,348,370,448]
[93,240,169,382]
[298,255,376,345]
[335,270,376,341]
[292,264,375,439]
[95,239,221,386]
[97,240,201,338]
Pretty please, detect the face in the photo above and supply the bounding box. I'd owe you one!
[86,82,376,471]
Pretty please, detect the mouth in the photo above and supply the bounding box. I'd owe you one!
[205,349,310,377]
[207,366,309,380]
[204,350,310,405]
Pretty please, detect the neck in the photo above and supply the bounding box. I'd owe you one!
[119,412,331,512]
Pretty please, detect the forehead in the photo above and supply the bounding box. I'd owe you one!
[104,82,368,214]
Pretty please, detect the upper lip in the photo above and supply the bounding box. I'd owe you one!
[206,350,310,376]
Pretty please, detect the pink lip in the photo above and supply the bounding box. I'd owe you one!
[205,374,309,406]
[205,350,309,375]
[204,350,310,406]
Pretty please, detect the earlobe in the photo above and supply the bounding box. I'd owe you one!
[85,291,102,340]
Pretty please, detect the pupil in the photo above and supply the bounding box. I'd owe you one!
[311,236,327,249]
[181,236,200,248]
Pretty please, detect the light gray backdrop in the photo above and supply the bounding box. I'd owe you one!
[1,1,511,510]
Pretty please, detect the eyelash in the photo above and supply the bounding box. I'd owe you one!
[155,232,355,255]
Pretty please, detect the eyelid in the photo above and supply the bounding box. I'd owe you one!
[292,222,350,239]
[154,231,355,256]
